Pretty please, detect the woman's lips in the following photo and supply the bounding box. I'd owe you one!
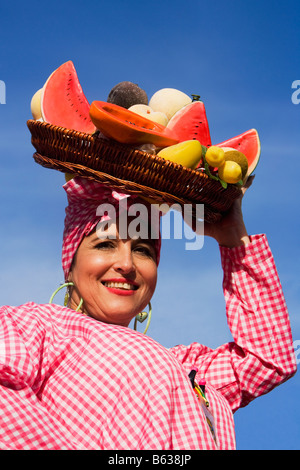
[101,278,138,296]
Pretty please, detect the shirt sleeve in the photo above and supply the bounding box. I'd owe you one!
[170,234,297,413]
[0,304,82,449]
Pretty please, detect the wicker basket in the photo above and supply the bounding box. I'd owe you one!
[27,120,242,224]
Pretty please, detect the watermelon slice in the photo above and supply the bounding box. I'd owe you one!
[41,61,96,134]
[215,128,261,177]
[166,100,212,147]
[89,101,179,147]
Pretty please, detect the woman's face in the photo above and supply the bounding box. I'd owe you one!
[68,221,158,326]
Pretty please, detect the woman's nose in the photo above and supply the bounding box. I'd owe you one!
[113,243,135,274]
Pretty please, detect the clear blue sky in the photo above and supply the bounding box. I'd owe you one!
[0,0,299,450]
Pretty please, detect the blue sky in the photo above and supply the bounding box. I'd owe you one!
[0,0,299,450]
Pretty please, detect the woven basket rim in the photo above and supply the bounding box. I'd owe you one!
[27,119,242,222]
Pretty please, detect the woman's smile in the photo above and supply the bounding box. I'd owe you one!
[101,278,139,295]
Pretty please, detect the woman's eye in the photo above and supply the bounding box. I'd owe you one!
[133,244,155,259]
[95,240,115,250]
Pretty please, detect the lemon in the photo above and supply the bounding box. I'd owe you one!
[157,140,202,169]
[205,146,225,167]
[218,161,242,184]
[221,147,248,180]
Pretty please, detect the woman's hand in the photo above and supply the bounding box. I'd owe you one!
[204,176,255,248]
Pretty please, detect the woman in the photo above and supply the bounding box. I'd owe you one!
[0,175,296,450]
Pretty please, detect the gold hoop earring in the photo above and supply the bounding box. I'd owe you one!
[49,282,84,312]
[134,302,152,335]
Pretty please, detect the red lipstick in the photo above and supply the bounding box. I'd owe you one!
[101,278,138,296]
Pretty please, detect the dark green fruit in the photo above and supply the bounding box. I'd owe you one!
[107,81,148,109]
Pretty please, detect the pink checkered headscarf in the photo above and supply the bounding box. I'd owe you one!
[62,177,162,280]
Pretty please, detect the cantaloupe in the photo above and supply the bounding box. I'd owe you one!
[30,88,43,120]
[149,88,192,121]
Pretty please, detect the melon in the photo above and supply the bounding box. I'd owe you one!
[149,88,192,121]
[41,61,96,134]
[89,101,179,147]
[215,129,261,178]
[30,88,43,120]
[128,104,169,126]
[166,100,212,147]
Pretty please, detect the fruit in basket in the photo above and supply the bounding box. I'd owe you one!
[215,129,260,180]
[157,140,203,169]
[30,88,43,120]
[40,61,96,134]
[128,104,169,126]
[167,99,212,147]
[107,81,148,109]
[218,161,242,184]
[204,146,225,168]
[205,146,248,182]
[149,88,192,121]
[89,101,179,147]
[222,148,248,180]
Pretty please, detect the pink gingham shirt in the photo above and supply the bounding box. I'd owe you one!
[0,235,296,450]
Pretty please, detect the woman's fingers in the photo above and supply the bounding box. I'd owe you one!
[241,174,255,196]
[203,174,255,239]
